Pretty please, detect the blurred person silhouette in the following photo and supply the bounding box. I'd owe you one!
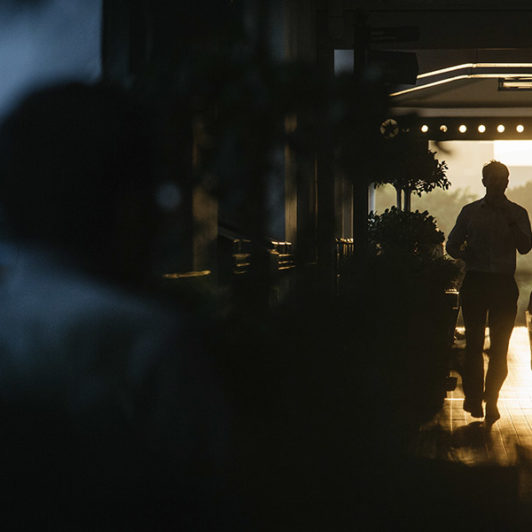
[0,82,234,530]
[447,161,532,423]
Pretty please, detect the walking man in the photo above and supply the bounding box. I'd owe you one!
[447,160,532,423]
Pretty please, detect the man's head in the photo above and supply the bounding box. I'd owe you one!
[482,160,509,198]
[0,82,161,282]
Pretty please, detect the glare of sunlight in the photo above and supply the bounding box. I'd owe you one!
[494,141,532,166]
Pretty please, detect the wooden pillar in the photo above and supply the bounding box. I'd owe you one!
[192,179,218,275]
[285,0,319,270]
[316,9,336,292]
[352,9,369,262]
[295,154,318,268]
[285,115,298,246]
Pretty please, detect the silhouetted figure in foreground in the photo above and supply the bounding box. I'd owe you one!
[447,160,532,423]
[0,83,232,530]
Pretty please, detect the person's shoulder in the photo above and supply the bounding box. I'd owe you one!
[460,199,483,212]
[506,198,530,216]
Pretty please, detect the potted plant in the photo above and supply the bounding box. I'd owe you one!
[373,136,449,211]
[359,207,461,428]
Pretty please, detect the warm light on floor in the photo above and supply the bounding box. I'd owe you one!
[453,326,532,396]
[500,326,532,396]
[415,327,532,468]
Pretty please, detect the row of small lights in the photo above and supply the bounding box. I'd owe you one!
[421,124,526,134]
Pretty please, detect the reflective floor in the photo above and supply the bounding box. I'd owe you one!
[414,327,532,464]
[411,326,532,506]
[346,326,532,529]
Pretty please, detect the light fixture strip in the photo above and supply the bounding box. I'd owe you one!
[499,77,532,90]
[417,63,532,80]
[410,119,532,138]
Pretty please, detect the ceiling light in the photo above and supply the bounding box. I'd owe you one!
[499,77,532,90]
[421,124,429,133]
[440,125,447,132]
[478,125,486,133]
[497,124,505,133]
[459,125,467,133]
[517,124,525,133]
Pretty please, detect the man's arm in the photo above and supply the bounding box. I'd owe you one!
[446,207,468,259]
[508,207,532,254]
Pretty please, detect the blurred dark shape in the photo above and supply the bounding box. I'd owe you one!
[0,82,159,286]
[367,50,419,85]
[0,82,235,531]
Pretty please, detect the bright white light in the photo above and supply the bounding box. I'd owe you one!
[517,124,525,133]
[497,124,505,133]
[421,124,429,133]
[440,125,448,132]
[478,124,486,133]
[494,141,532,165]
[459,124,467,133]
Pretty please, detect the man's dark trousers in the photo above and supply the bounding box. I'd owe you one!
[460,271,518,405]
